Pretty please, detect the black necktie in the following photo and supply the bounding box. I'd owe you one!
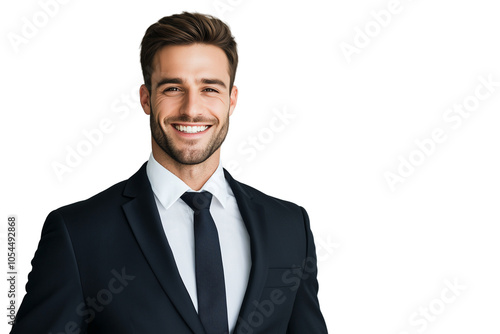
[181,191,229,334]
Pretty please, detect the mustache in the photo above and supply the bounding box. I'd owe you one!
[166,115,217,124]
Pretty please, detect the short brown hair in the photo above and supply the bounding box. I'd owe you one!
[140,12,238,91]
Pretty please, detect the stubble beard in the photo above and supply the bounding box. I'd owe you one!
[149,104,230,166]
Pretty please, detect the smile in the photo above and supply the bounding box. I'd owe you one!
[174,125,210,134]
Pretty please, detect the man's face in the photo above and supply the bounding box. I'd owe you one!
[140,43,237,165]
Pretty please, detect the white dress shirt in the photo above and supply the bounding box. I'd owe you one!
[146,154,251,332]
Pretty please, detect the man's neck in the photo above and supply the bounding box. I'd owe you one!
[151,146,220,191]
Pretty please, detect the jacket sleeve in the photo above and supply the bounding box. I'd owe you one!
[10,210,88,334]
[286,207,328,334]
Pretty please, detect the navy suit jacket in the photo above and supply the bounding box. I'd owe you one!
[11,163,328,333]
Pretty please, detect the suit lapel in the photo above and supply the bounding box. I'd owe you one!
[223,169,270,323]
[122,163,205,334]
[121,163,270,332]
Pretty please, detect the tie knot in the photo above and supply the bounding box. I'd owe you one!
[181,191,213,212]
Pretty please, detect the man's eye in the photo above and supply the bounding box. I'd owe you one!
[204,88,219,93]
[164,87,181,93]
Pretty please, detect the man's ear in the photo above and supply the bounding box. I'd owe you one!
[229,85,238,116]
[140,84,151,115]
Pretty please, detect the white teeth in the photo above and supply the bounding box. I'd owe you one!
[175,125,209,133]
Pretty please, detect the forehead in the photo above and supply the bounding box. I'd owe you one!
[151,44,230,84]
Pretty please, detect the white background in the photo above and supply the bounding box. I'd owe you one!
[1,0,500,333]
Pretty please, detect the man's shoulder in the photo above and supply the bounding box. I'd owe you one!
[225,170,304,214]
[54,163,148,218]
[56,178,129,217]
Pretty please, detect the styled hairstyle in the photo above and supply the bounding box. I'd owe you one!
[140,12,238,92]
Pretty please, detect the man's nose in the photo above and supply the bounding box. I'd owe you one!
[180,90,202,118]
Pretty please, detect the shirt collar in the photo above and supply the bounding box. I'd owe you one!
[146,153,230,210]
[201,162,230,209]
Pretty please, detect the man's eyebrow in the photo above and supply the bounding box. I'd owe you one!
[156,77,183,88]
[200,78,227,88]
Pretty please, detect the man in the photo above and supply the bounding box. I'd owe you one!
[11,12,328,334]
